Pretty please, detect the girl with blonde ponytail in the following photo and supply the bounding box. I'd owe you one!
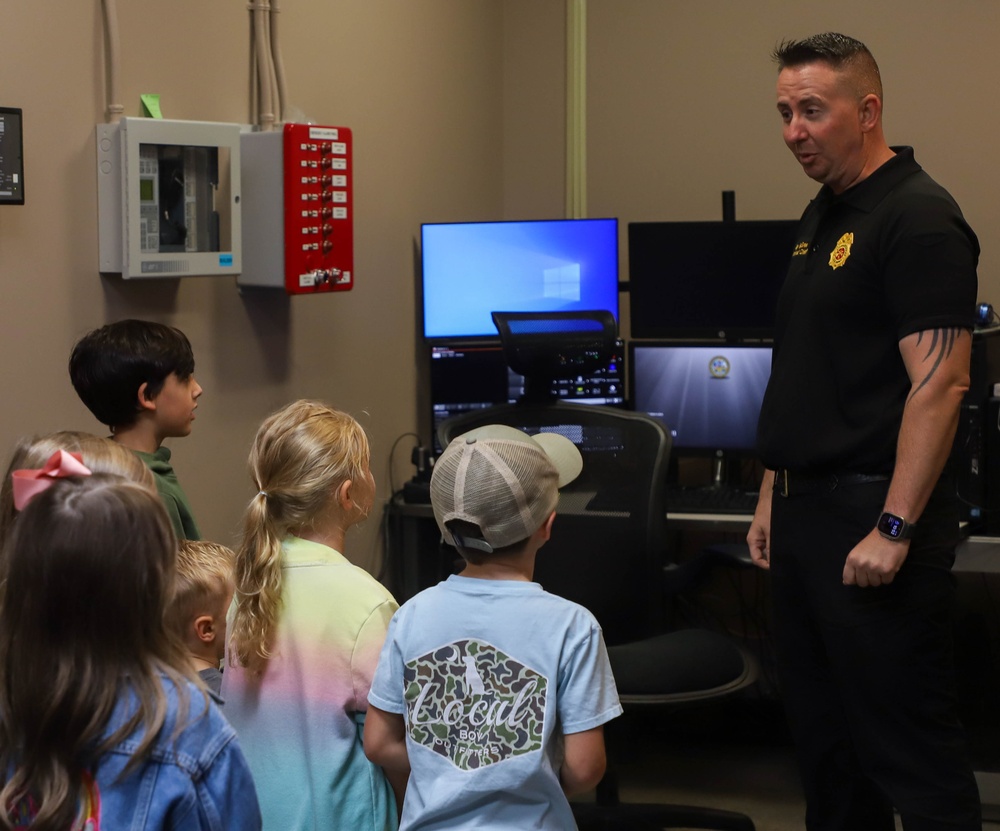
[222,400,400,831]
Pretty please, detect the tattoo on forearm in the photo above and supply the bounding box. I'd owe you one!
[909,327,964,401]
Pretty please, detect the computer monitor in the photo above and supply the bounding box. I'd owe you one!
[0,107,24,205]
[629,341,772,457]
[421,218,620,341]
[627,220,798,340]
[430,343,624,451]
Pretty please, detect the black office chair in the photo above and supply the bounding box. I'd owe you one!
[438,400,758,831]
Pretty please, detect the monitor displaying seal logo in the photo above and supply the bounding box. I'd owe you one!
[709,355,731,379]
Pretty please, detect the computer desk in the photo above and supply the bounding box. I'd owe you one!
[955,535,1000,573]
[384,495,1000,811]
[385,494,757,599]
[653,523,1000,815]
[666,511,755,530]
[385,495,1000,595]
[667,515,1000,567]
[950,537,1000,819]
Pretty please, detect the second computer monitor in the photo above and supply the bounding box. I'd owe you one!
[430,344,625,451]
[629,341,772,456]
[627,220,798,341]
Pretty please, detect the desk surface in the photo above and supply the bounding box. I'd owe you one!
[956,537,1000,574]
[667,511,753,528]
[390,493,753,524]
[387,495,1000,574]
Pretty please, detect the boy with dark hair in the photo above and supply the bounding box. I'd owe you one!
[69,319,202,539]
[365,424,621,829]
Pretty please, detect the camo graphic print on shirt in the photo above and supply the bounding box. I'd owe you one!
[403,638,547,771]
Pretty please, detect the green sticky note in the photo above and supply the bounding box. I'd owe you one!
[140,94,163,119]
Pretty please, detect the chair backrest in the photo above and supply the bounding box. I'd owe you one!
[438,401,672,646]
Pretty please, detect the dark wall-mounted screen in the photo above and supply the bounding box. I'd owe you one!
[628,220,798,340]
[0,108,24,205]
[421,218,619,341]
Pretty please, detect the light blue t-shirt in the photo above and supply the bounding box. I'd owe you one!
[368,574,622,831]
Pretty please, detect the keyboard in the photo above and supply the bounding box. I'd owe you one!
[667,485,759,515]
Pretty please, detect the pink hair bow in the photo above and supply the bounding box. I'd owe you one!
[12,449,92,511]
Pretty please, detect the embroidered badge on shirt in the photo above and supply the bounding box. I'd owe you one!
[792,241,809,257]
[404,638,547,771]
[829,233,854,270]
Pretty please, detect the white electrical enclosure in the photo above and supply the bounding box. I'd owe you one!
[96,118,242,278]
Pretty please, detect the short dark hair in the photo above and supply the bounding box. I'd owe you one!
[773,32,882,100]
[69,319,195,429]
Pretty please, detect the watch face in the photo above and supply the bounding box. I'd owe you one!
[878,512,905,538]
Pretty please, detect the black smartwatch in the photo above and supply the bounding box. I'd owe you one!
[877,511,914,541]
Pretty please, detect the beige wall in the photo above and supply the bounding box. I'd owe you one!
[585,1,999,301]
[502,0,566,219]
[0,1,509,573]
[1,1,996,575]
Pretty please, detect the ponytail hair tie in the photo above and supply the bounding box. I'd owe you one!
[12,450,93,511]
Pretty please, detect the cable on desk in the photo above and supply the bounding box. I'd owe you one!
[378,432,422,588]
[387,431,421,496]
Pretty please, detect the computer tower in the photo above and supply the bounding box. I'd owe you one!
[954,327,1000,533]
[983,397,1000,533]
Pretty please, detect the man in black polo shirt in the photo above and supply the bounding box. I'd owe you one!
[748,33,982,830]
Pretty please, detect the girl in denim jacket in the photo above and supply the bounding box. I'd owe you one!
[0,468,261,830]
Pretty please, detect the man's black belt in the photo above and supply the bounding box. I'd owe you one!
[774,469,889,498]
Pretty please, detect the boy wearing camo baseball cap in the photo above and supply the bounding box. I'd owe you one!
[365,424,622,830]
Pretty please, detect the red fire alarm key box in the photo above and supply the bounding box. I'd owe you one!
[239,123,353,294]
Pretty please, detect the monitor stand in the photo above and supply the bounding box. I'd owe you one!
[710,450,746,490]
[712,450,726,488]
[665,451,748,491]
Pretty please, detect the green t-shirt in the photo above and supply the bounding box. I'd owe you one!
[134,446,201,540]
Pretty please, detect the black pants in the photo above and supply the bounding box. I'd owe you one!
[769,476,981,831]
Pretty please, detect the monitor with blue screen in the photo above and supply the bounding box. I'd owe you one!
[629,341,772,456]
[421,218,620,341]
